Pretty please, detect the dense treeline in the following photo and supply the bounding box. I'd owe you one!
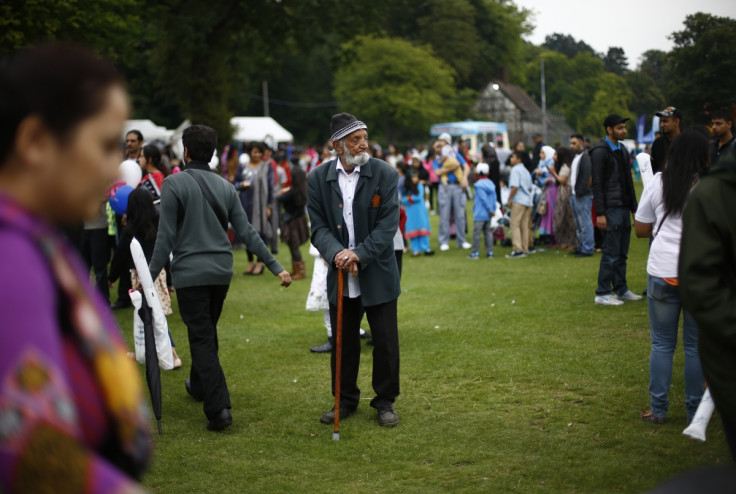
[1,2,733,145]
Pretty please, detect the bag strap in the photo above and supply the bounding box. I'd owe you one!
[183,169,228,232]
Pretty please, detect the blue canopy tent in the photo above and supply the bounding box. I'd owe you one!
[429,120,510,153]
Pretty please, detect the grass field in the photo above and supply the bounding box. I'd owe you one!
[114,198,732,493]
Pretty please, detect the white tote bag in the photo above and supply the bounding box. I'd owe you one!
[130,237,174,370]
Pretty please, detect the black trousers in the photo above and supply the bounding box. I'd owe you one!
[329,297,399,410]
[82,228,111,303]
[177,285,231,419]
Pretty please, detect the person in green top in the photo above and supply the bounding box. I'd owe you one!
[679,140,736,460]
[149,125,291,431]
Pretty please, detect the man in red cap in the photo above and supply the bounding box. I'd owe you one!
[307,113,402,427]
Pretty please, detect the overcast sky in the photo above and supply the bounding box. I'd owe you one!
[519,0,736,69]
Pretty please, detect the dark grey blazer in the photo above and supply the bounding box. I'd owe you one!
[307,157,400,307]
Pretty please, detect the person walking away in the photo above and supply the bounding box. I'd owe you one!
[634,130,708,425]
[569,134,594,257]
[148,125,291,431]
[590,114,641,305]
[468,162,497,259]
[307,113,401,428]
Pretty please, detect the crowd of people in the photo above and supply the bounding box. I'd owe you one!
[2,42,736,494]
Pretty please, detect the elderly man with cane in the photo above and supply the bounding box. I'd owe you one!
[308,113,402,429]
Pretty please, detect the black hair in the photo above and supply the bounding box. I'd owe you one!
[570,134,584,141]
[555,146,573,167]
[662,129,710,217]
[126,129,143,142]
[512,150,526,162]
[711,109,734,125]
[249,142,266,155]
[142,144,167,175]
[0,43,121,167]
[403,170,419,196]
[289,164,308,209]
[182,125,217,162]
[125,188,158,243]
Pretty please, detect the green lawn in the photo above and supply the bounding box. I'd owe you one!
[114,198,731,493]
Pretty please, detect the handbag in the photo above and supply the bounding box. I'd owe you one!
[536,193,548,215]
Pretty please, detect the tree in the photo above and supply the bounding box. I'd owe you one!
[523,49,632,137]
[625,71,665,120]
[637,49,669,100]
[667,12,736,123]
[334,36,469,142]
[602,47,628,76]
[385,0,531,91]
[543,33,596,59]
[0,0,142,64]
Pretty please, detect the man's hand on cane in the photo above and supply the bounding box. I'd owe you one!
[334,249,359,276]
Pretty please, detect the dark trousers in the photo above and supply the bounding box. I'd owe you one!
[177,285,231,419]
[596,207,631,296]
[329,297,400,410]
[115,213,131,304]
[82,228,111,303]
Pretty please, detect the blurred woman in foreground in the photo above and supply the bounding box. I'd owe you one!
[0,44,151,492]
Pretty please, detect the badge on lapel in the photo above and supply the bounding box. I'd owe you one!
[371,187,381,208]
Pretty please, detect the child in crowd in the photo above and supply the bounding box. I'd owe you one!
[468,163,497,259]
[109,188,181,368]
[505,150,534,259]
[401,170,434,256]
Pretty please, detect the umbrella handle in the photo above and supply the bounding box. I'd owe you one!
[334,269,344,439]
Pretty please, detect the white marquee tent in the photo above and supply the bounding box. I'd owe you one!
[123,119,174,143]
[230,116,294,144]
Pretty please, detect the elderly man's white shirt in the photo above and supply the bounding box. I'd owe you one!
[336,159,361,298]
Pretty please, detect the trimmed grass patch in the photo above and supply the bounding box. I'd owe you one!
[114,203,730,493]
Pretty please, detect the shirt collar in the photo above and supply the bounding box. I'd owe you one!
[605,137,621,151]
[336,159,361,176]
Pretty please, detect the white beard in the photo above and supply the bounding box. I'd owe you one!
[344,147,370,167]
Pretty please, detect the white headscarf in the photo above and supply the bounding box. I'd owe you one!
[540,145,556,168]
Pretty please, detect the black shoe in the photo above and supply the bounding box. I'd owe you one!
[185,378,203,401]
[320,406,357,424]
[207,408,232,431]
[360,330,372,340]
[110,300,132,310]
[366,338,374,346]
[310,341,332,353]
[574,251,593,258]
[377,404,399,427]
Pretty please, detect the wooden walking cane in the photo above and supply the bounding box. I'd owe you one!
[333,268,344,441]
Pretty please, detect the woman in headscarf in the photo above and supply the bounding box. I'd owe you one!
[535,144,558,244]
[0,43,151,493]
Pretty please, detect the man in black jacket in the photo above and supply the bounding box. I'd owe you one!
[590,114,641,306]
[569,134,594,257]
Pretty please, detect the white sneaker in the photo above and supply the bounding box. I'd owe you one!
[440,244,450,251]
[461,242,472,249]
[594,295,624,306]
[615,290,643,302]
